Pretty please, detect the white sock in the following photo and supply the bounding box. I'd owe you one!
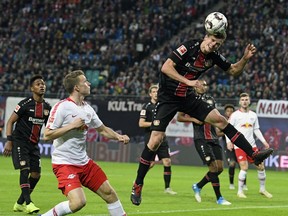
[107,200,126,216]
[238,170,247,193]
[258,170,266,191]
[41,201,72,216]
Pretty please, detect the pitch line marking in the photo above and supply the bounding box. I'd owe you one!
[79,205,288,216]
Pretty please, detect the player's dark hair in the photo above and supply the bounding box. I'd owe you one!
[224,104,235,111]
[64,70,85,93]
[30,75,44,86]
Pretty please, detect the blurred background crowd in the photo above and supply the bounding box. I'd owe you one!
[0,0,287,101]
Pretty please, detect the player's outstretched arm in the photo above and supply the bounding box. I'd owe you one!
[227,44,257,77]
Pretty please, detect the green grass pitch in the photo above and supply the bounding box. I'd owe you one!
[0,156,287,216]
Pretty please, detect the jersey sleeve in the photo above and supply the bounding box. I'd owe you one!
[13,99,27,117]
[169,41,191,64]
[212,52,231,71]
[90,108,103,129]
[139,103,148,119]
[46,101,65,130]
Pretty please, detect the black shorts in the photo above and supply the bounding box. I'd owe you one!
[12,137,41,172]
[155,139,170,160]
[224,147,237,164]
[151,91,214,132]
[194,139,223,165]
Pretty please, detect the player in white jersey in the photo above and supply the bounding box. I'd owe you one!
[39,70,129,216]
[226,93,272,199]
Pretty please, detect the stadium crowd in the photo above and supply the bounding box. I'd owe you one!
[0,0,287,101]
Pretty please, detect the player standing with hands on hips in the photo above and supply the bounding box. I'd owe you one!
[3,75,51,214]
[39,70,129,216]
[130,12,273,206]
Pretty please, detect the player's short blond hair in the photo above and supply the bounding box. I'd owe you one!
[149,84,158,93]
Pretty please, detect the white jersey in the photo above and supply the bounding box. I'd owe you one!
[228,109,260,149]
[46,98,103,165]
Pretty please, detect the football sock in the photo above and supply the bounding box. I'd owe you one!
[163,166,171,188]
[107,200,126,216]
[41,201,72,216]
[223,123,254,156]
[228,166,235,184]
[19,169,31,205]
[208,172,222,200]
[238,170,247,192]
[17,176,40,204]
[257,170,266,191]
[135,145,156,185]
[197,172,210,188]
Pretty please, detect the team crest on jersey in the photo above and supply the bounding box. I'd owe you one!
[15,105,21,113]
[204,59,213,68]
[176,45,187,56]
[20,160,26,166]
[44,109,50,116]
[153,120,160,126]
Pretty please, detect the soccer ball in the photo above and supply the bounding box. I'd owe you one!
[204,12,228,34]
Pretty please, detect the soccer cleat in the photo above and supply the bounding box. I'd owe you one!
[260,190,273,198]
[164,188,177,195]
[192,183,201,203]
[237,191,247,198]
[130,183,143,206]
[243,185,248,191]
[25,202,40,214]
[252,148,273,166]
[216,197,232,205]
[229,184,235,190]
[13,202,26,212]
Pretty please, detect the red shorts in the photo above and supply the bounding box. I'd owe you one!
[52,159,108,196]
[235,147,258,163]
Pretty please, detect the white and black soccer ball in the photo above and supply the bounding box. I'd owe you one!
[204,12,228,34]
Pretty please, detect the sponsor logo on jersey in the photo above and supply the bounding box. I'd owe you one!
[44,109,50,116]
[153,120,160,126]
[20,160,26,166]
[176,45,187,56]
[204,59,213,67]
[241,123,253,128]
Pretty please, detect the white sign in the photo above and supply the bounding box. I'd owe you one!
[256,100,288,118]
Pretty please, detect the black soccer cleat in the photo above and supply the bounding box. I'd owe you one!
[252,148,274,166]
[130,183,143,206]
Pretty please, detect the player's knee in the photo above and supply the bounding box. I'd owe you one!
[70,197,86,212]
[30,171,41,179]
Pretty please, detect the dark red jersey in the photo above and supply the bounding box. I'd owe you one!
[159,39,231,97]
[12,97,51,144]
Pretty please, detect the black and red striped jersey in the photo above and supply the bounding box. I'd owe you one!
[193,94,218,141]
[159,39,231,97]
[12,97,51,144]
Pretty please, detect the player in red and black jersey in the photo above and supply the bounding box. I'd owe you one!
[130,31,273,206]
[139,84,176,195]
[177,80,231,205]
[3,75,51,214]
